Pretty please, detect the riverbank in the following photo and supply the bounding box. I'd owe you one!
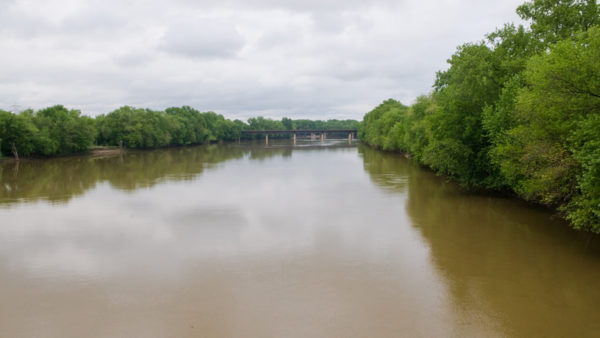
[0,146,124,163]
[359,141,573,227]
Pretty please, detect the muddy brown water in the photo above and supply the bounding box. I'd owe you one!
[1,140,599,337]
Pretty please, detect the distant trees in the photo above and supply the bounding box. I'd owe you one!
[244,116,359,139]
[247,116,286,131]
[0,109,37,159]
[95,106,241,148]
[0,105,95,158]
[359,0,600,232]
[35,106,96,155]
[0,105,359,158]
[289,119,359,130]
[281,117,295,130]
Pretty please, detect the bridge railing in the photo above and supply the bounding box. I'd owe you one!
[241,129,357,134]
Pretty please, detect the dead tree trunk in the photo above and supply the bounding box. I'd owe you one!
[11,142,19,161]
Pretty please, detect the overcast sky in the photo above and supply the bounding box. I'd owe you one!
[0,0,525,120]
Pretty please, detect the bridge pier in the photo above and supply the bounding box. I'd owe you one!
[241,129,357,144]
[348,132,353,144]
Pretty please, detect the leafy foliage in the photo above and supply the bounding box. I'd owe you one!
[359,0,600,232]
[517,0,599,44]
[96,106,242,148]
[1,105,359,158]
[496,27,600,230]
[0,106,95,157]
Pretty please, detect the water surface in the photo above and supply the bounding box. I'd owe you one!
[1,141,599,337]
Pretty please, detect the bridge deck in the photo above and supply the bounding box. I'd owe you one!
[241,129,357,134]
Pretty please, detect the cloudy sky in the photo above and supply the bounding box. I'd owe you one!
[0,0,525,120]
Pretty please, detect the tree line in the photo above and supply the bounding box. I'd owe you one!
[0,105,358,159]
[359,0,600,233]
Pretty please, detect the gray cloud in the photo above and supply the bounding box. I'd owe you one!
[60,8,127,36]
[256,28,304,50]
[0,0,525,119]
[160,19,244,59]
[113,52,154,68]
[0,9,52,38]
[175,0,402,12]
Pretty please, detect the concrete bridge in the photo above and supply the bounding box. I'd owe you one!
[241,129,357,145]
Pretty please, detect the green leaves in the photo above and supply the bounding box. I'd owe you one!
[97,106,243,149]
[359,99,408,149]
[426,43,504,187]
[517,0,599,44]
[493,27,599,207]
[0,105,360,159]
[33,105,96,155]
[0,110,38,157]
[567,114,600,231]
[0,106,95,157]
[359,1,600,232]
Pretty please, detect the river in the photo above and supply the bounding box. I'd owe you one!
[1,140,599,337]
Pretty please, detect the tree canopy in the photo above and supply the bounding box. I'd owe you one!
[359,0,600,232]
[1,106,359,158]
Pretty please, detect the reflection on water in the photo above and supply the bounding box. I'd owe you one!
[359,145,600,337]
[0,141,599,337]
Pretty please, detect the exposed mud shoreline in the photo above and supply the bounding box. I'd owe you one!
[0,147,124,162]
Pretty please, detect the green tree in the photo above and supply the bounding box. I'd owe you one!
[359,0,600,232]
[282,117,295,130]
[405,95,436,161]
[359,99,408,148]
[0,110,39,158]
[33,105,96,155]
[494,27,600,229]
[517,0,599,44]
[423,43,504,187]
